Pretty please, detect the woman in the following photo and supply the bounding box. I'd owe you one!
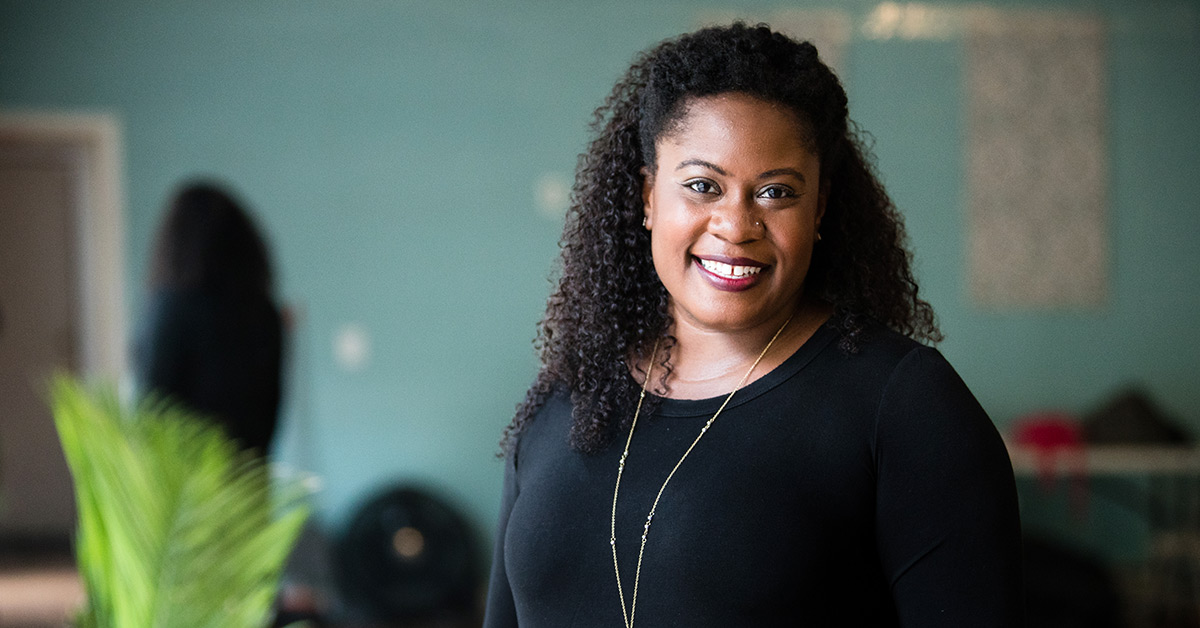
[135,180,284,457]
[486,23,1023,627]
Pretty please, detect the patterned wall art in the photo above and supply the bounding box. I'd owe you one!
[965,10,1109,308]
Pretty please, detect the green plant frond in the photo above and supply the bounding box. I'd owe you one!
[50,375,312,628]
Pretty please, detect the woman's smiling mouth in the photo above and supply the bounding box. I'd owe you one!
[693,256,767,291]
[698,258,762,278]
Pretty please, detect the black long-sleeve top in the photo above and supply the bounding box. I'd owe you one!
[135,287,283,455]
[485,322,1023,627]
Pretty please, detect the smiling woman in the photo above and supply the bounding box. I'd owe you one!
[485,23,1023,628]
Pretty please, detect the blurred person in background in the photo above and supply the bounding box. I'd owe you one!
[135,180,328,625]
[135,180,283,457]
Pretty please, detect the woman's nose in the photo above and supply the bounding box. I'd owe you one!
[707,194,764,243]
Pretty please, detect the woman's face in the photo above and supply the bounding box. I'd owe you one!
[642,93,825,336]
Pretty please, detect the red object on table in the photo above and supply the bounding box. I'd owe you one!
[1012,411,1088,518]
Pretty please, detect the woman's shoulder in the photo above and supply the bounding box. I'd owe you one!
[816,319,982,423]
[861,323,964,391]
[508,384,574,458]
[850,324,998,452]
[813,318,947,387]
[842,318,931,362]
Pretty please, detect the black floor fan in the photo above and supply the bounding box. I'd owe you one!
[335,485,481,624]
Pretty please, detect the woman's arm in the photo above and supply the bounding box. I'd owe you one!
[482,447,520,628]
[874,346,1025,627]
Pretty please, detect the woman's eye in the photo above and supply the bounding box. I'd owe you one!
[685,179,718,195]
[758,185,795,200]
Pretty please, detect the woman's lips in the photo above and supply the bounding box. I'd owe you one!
[693,256,766,291]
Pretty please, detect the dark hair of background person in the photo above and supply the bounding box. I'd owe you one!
[138,179,283,456]
[503,23,941,454]
[149,181,273,296]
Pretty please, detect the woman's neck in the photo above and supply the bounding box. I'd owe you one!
[648,300,832,400]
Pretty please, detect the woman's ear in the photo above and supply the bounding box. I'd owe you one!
[641,166,655,230]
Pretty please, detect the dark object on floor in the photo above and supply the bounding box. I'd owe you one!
[272,520,336,627]
[1024,534,1124,628]
[335,486,480,623]
[1081,388,1190,445]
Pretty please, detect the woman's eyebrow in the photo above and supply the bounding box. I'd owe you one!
[675,160,807,184]
[675,158,728,175]
[758,167,807,182]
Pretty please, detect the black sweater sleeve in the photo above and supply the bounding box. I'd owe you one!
[873,346,1025,626]
[483,447,520,628]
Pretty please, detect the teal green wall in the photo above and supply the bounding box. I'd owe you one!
[3,1,1198,550]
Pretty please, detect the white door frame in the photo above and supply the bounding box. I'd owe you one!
[0,111,127,381]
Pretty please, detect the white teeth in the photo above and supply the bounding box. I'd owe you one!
[699,258,762,279]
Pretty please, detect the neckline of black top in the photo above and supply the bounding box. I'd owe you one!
[642,320,839,418]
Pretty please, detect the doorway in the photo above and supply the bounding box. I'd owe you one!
[0,112,125,546]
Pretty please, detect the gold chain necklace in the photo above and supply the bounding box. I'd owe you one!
[609,314,793,628]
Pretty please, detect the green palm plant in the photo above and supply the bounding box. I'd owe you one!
[50,375,311,628]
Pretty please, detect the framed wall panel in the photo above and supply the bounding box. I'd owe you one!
[965,11,1108,308]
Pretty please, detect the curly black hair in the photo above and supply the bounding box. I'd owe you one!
[503,22,940,454]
